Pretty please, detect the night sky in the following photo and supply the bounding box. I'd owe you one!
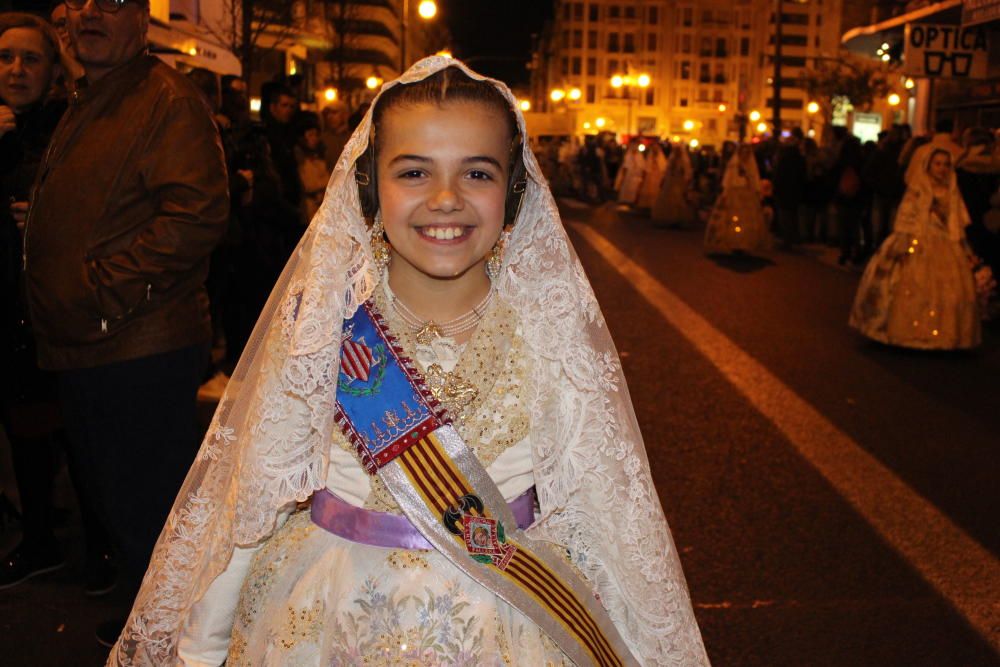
[439,0,553,89]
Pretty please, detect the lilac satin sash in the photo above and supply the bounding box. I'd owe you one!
[311,486,537,550]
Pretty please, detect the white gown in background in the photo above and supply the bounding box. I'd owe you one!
[704,153,771,254]
[849,150,980,349]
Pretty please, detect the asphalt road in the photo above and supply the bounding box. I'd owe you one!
[564,199,999,667]
[1,198,997,666]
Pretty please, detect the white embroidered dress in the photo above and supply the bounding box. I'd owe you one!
[110,57,710,667]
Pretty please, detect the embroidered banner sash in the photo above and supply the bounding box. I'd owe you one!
[334,301,638,667]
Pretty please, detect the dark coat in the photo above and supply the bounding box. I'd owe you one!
[23,55,229,370]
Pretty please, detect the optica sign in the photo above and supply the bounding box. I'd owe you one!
[903,23,989,78]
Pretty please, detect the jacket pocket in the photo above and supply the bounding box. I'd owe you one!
[85,256,152,335]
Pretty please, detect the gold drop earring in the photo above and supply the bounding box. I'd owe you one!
[371,213,391,275]
[486,229,510,282]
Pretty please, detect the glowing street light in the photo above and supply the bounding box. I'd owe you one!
[756,122,768,133]
[689,138,700,148]
[250,97,262,113]
[881,53,891,62]
[636,73,651,88]
[888,93,901,106]
[904,78,915,89]
[595,117,606,128]
[683,119,695,131]
[638,144,647,152]
[583,121,592,129]
[568,87,582,101]
[806,101,819,114]
[402,0,438,71]
[550,88,566,102]
[610,75,624,89]
[718,103,727,112]
[519,99,531,112]
[418,0,437,19]
[749,110,761,122]
[324,88,337,102]
[366,76,382,90]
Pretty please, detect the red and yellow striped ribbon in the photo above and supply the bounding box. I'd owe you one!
[397,432,624,667]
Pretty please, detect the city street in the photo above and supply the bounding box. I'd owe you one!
[1,199,998,666]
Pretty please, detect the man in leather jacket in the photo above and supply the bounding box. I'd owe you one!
[21,0,228,645]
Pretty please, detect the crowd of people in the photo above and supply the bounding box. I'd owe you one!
[0,0,353,648]
[537,118,1000,349]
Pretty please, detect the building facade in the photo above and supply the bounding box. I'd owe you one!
[529,0,844,144]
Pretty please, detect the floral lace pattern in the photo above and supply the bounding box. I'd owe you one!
[226,511,568,666]
[112,56,708,667]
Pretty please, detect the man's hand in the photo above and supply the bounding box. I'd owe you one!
[0,106,16,139]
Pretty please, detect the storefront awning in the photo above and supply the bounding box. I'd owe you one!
[147,19,242,77]
[841,0,963,54]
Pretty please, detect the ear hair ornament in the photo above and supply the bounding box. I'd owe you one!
[370,213,391,274]
[486,229,510,282]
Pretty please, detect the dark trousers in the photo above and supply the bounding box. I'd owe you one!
[57,344,207,595]
[776,204,801,244]
[6,426,109,559]
[838,203,865,260]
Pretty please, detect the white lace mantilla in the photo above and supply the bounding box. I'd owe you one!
[111,56,709,666]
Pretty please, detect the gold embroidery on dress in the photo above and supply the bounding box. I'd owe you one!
[279,598,323,650]
[339,285,532,513]
[230,511,316,663]
[387,549,431,570]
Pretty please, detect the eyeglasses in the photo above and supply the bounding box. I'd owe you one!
[64,0,134,14]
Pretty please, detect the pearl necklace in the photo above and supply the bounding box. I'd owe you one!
[390,288,494,344]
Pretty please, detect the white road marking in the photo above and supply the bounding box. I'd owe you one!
[572,222,1000,651]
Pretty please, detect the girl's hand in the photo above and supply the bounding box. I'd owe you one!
[10,201,28,231]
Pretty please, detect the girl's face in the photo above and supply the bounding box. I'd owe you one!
[928,151,952,183]
[377,100,510,283]
[0,28,59,112]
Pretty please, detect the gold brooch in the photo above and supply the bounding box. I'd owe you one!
[425,363,478,412]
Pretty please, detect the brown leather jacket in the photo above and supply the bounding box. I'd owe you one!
[24,55,229,370]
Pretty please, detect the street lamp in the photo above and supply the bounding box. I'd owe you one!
[595,117,606,128]
[683,119,695,131]
[756,121,768,134]
[609,72,651,136]
[401,0,437,72]
[904,78,915,90]
[366,76,382,90]
[550,88,566,102]
[519,99,531,112]
[568,87,582,101]
[418,0,437,19]
[324,87,337,102]
[718,103,727,112]
[887,93,901,106]
[806,101,819,114]
[749,110,761,123]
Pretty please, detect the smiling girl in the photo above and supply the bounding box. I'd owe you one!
[111,59,709,667]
